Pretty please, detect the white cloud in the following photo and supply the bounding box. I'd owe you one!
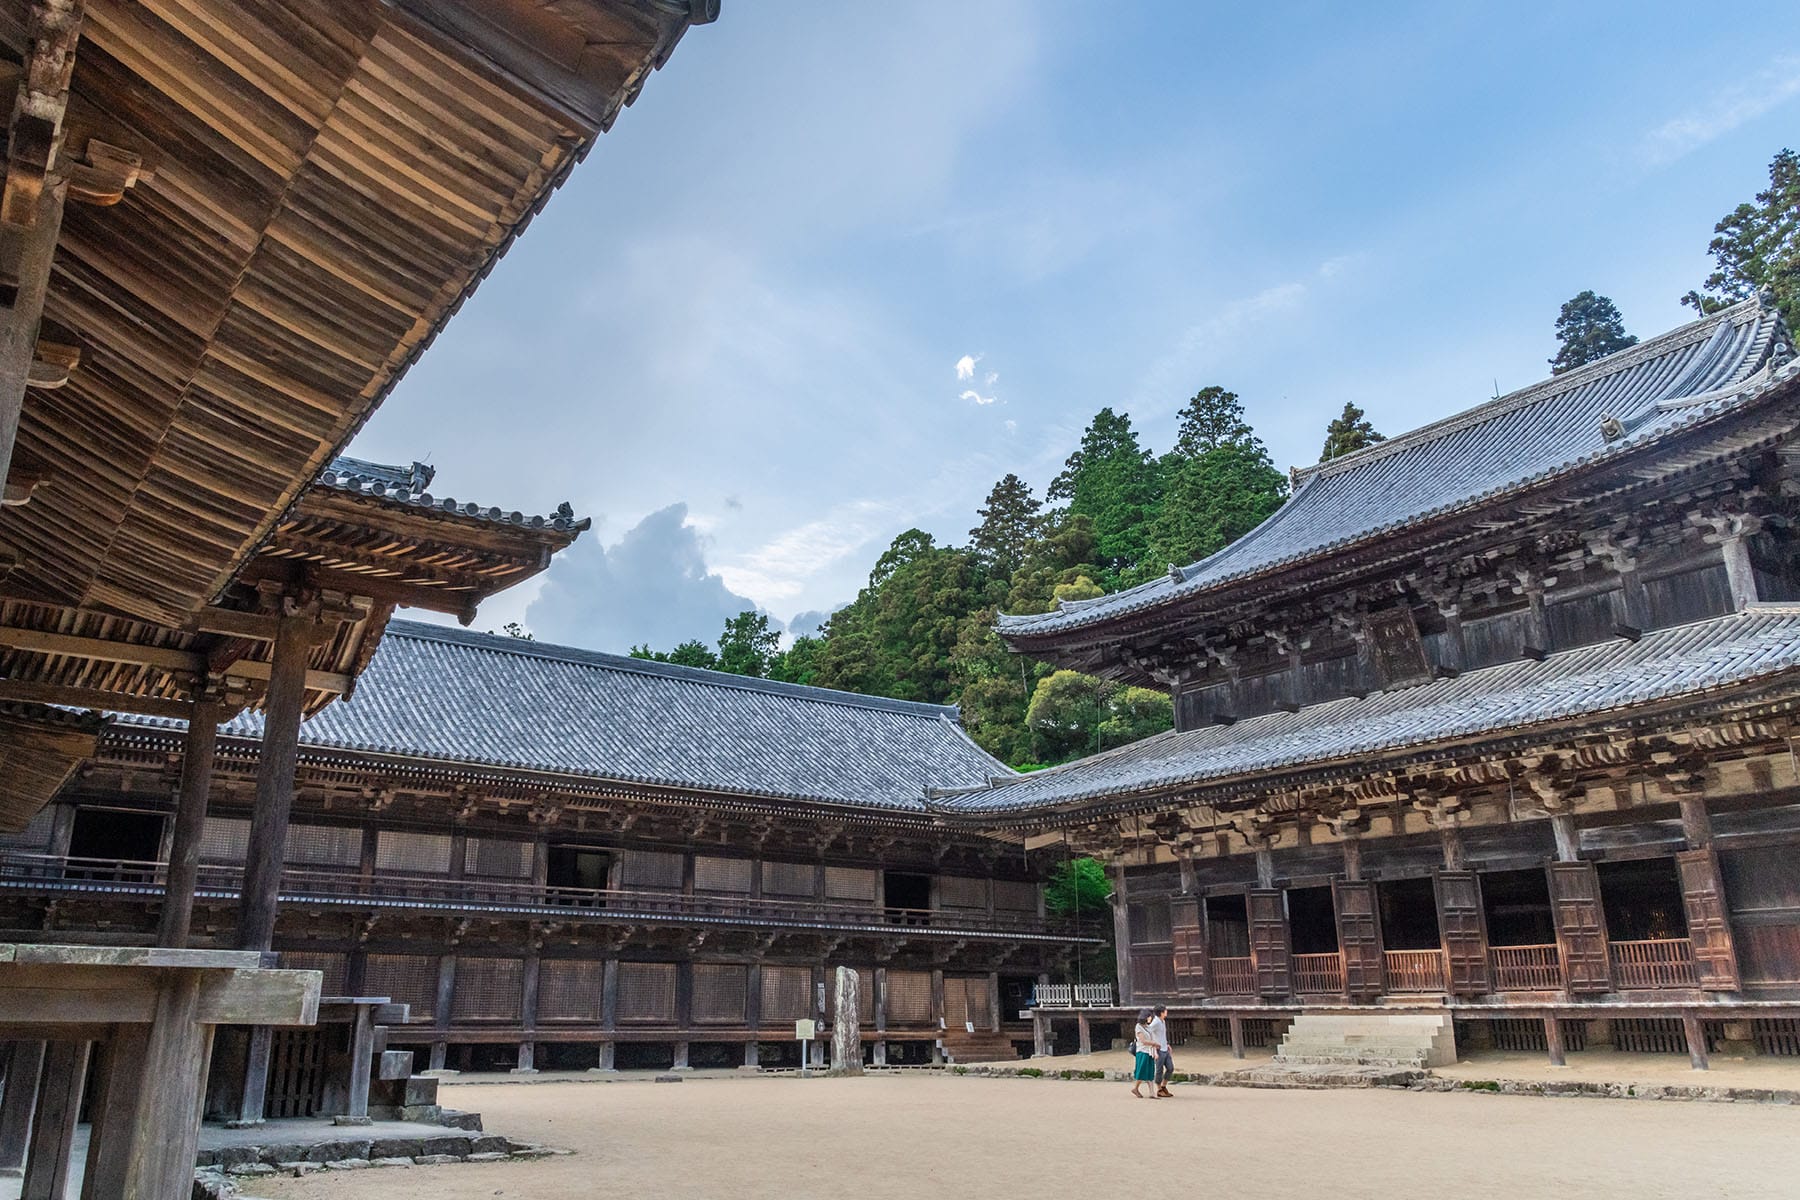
[1004,419,1018,433]
[716,498,901,606]
[984,370,999,385]
[955,353,979,380]
[1642,58,1800,166]
[960,389,998,406]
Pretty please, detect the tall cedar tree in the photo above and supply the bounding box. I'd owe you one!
[1549,290,1637,374]
[1134,387,1287,583]
[968,473,1043,577]
[1319,401,1385,461]
[1047,408,1160,587]
[1681,148,1800,330]
[717,611,781,677]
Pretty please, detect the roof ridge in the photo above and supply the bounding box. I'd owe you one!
[1290,296,1767,486]
[384,619,963,720]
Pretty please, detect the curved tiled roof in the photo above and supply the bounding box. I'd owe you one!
[942,607,1800,817]
[313,457,591,534]
[193,621,1011,812]
[999,298,1792,639]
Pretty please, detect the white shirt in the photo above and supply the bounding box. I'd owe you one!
[1148,1015,1169,1052]
[1135,1024,1159,1054]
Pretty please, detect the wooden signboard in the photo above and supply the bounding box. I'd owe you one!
[1676,848,1741,991]
[1170,897,1209,999]
[1434,871,1491,995]
[1333,880,1385,999]
[1247,890,1292,998]
[1547,862,1612,993]
[1367,607,1432,689]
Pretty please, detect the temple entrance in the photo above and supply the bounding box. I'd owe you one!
[1288,885,1343,994]
[547,845,612,893]
[1482,868,1562,990]
[884,871,931,923]
[1204,893,1253,994]
[1378,876,1444,992]
[67,808,164,877]
[1598,857,1695,988]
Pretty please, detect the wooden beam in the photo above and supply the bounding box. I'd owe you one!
[225,658,352,696]
[0,678,189,719]
[0,964,318,1026]
[0,625,201,673]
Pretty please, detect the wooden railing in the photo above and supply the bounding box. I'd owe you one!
[1210,956,1255,995]
[0,853,1104,943]
[1383,949,1446,993]
[1033,982,1114,1008]
[1292,952,1344,994]
[1609,938,1697,989]
[1489,944,1563,990]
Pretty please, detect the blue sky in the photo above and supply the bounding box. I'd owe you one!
[346,1,1800,651]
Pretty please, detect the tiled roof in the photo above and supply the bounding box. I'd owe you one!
[999,298,1793,639]
[177,621,1011,812]
[941,607,1800,816]
[313,457,591,534]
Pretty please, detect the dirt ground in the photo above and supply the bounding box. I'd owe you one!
[260,1072,1800,1200]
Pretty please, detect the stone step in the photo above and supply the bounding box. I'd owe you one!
[1276,1013,1456,1068]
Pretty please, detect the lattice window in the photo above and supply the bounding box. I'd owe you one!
[824,866,877,903]
[0,808,54,851]
[693,964,748,1023]
[1614,1018,1688,1054]
[993,880,1038,912]
[885,970,933,1024]
[617,962,677,1023]
[279,951,348,996]
[619,849,683,890]
[375,831,453,875]
[694,856,753,893]
[938,876,988,910]
[465,837,533,879]
[450,957,522,1023]
[199,817,250,863]
[283,825,362,867]
[759,965,814,1023]
[363,954,439,1022]
[761,861,816,896]
[538,960,603,1022]
[823,968,875,1024]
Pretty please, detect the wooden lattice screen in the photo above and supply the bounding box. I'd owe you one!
[945,976,991,1029]
[759,965,813,1023]
[761,861,816,896]
[824,866,877,903]
[199,817,250,863]
[465,837,533,879]
[617,962,677,1023]
[823,968,875,1024]
[375,831,454,875]
[538,960,603,1022]
[993,880,1038,912]
[450,957,522,1023]
[362,954,439,1021]
[264,1029,330,1119]
[619,850,683,890]
[283,825,362,868]
[938,876,988,910]
[279,951,348,996]
[885,970,933,1025]
[695,856,754,893]
[693,964,748,1023]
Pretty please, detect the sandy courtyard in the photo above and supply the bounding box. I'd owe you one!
[259,1072,1800,1200]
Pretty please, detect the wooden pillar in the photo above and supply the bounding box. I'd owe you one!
[434,954,457,1039]
[1440,824,1466,872]
[427,1042,447,1072]
[594,958,619,1073]
[232,1025,272,1126]
[1544,1016,1566,1067]
[1255,846,1276,890]
[672,1041,689,1071]
[237,610,313,951]
[673,960,693,1071]
[0,163,71,495]
[987,971,1001,1034]
[1683,1012,1709,1071]
[1550,813,1579,863]
[1679,795,1712,849]
[514,954,540,1074]
[1720,528,1760,611]
[1341,835,1363,882]
[1032,1012,1050,1058]
[1109,864,1134,1006]
[0,1041,45,1176]
[157,694,222,948]
[338,1004,376,1122]
[21,1040,88,1200]
[79,1027,148,1200]
[1075,1011,1091,1056]
[1227,1015,1245,1060]
[122,970,213,1200]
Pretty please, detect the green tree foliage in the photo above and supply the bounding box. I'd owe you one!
[1682,148,1800,330]
[1319,401,1385,461]
[769,634,824,686]
[1549,290,1638,374]
[1048,408,1160,587]
[628,639,719,669]
[501,621,534,640]
[1024,669,1172,762]
[1172,386,1254,457]
[968,473,1043,577]
[717,610,780,678]
[1043,857,1111,917]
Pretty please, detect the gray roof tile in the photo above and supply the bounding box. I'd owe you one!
[313,457,591,534]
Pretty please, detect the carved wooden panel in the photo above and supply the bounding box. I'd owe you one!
[1548,862,1612,993]
[1333,880,1385,999]
[1676,848,1741,991]
[1434,870,1491,995]
[1247,889,1292,998]
[1170,896,1209,999]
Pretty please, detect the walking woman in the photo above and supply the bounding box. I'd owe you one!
[1130,1008,1160,1098]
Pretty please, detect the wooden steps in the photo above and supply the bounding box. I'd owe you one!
[940,1028,1022,1064]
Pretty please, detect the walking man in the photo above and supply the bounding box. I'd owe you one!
[1150,1003,1174,1097]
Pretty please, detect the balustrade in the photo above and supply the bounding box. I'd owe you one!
[1210,956,1255,995]
[1608,938,1697,989]
[1383,949,1446,992]
[1488,944,1564,990]
[1292,952,1345,994]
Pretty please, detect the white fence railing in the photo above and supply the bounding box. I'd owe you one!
[1033,982,1114,1008]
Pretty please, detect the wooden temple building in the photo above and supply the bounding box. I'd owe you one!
[958,296,1800,1067]
[0,0,720,1194]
